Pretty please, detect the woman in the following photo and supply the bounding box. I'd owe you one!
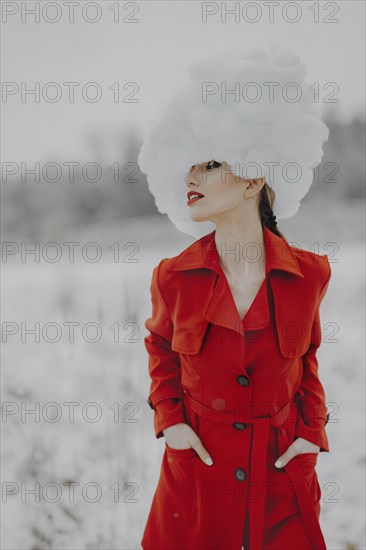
[138,46,331,550]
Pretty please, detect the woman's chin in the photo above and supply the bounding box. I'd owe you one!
[189,206,214,222]
[190,213,211,222]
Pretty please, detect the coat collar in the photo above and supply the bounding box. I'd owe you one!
[166,225,307,351]
[168,224,304,279]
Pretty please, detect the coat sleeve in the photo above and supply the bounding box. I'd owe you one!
[294,256,332,453]
[144,259,186,439]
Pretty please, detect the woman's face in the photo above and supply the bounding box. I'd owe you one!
[185,160,255,223]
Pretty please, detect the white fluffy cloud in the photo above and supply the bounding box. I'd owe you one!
[138,43,329,239]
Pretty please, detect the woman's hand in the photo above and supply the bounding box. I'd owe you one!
[163,423,214,466]
[274,437,320,468]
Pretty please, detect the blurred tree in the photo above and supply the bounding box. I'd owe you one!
[1,113,364,241]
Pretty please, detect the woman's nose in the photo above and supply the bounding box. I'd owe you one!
[185,174,195,186]
[185,178,200,189]
[185,167,200,186]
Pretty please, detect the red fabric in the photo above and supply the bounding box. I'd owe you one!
[142,225,331,550]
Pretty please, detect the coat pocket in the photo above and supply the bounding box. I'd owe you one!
[292,452,321,503]
[293,451,319,462]
[165,441,198,460]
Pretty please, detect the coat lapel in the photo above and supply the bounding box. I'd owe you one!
[167,225,307,357]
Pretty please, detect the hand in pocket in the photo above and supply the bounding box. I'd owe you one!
[163,423,214,465]
[274,436,320,468]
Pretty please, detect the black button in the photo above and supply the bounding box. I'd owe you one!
[233,422,247,430]
[237,375,250,387]
[234,468,246,481]
[325,412,330,425]
[147,398,154,410]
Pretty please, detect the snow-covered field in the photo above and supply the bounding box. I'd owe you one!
[2,206,365,549]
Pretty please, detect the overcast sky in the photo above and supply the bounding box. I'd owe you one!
[2,0,365,165]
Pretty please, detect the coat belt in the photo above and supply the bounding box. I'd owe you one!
[183,391,327,550]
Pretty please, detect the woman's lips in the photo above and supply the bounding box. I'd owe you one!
[187,196,204,206]
[187,193,204,206]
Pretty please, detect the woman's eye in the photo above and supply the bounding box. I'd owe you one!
[206,160,222,170]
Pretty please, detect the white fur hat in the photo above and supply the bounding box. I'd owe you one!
[138,43,329,239]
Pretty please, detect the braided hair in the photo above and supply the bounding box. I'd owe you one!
[259,183,286,240]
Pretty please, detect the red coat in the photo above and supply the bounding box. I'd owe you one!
[142,225,331,550]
